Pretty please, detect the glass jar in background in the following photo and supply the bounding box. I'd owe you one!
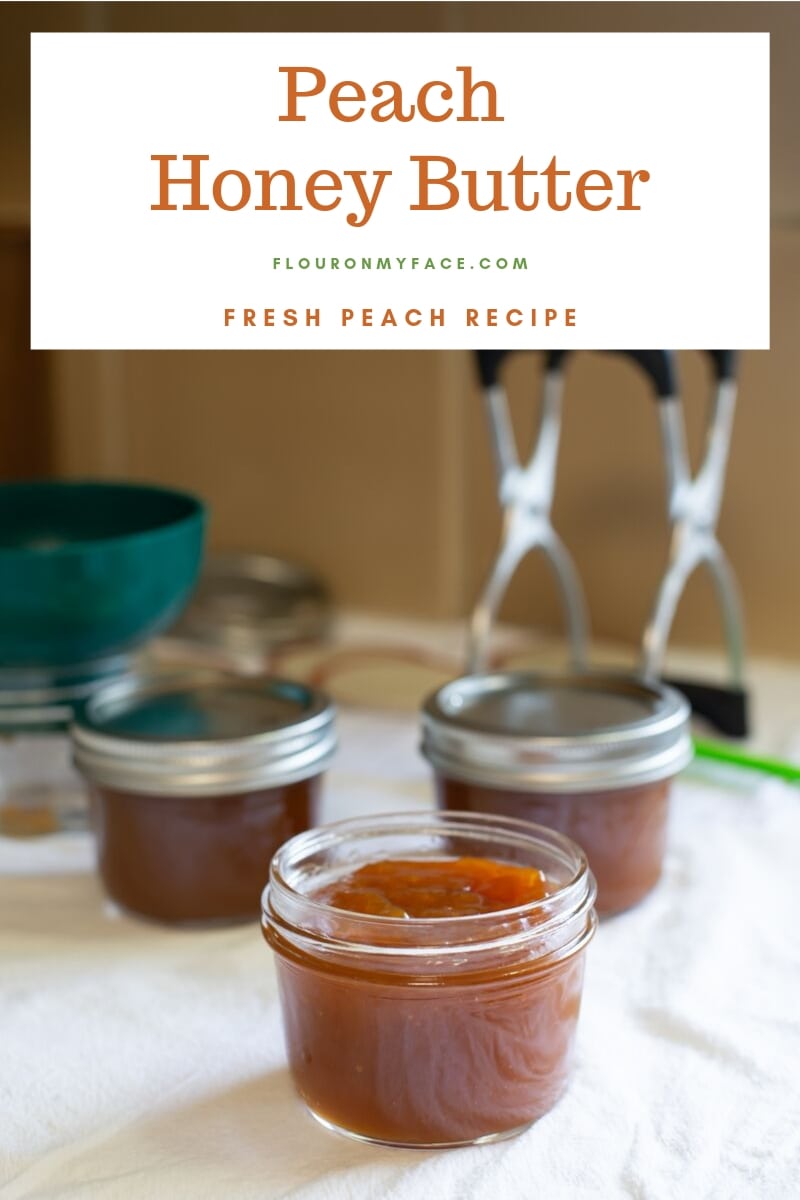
[0,659,130,838]
[153,553,333,675]
[263,811,597,1148]
[72,669,336,925]
[421,672,692,915]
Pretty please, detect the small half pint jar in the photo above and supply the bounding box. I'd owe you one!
[263,811,597,1149]
[72,669,335,924]
[422,671,692,915]
[0,657,129,838]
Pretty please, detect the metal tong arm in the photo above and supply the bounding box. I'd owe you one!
[470,351,588,672]
[643,351,744,684]
[544,348,735,525]
[656,352,738,539]
[642,526,746,685]
[671,357,737,528]
[477,350,562,512]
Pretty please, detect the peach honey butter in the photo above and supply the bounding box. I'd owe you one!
[72,670,335,925]
[263,811,597,1148]
[422,672,692,915]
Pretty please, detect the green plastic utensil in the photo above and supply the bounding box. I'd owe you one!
[0,480,206,666]
[693,737,800,785]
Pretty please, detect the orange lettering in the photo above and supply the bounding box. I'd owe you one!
[411,156,458,211]
[151,155,209,210]
[279,67,326,121]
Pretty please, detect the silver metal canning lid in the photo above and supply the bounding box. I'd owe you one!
[0,656,133,733]
[71,669,336,796]
[163,554,331,657]
[421,671,692,793]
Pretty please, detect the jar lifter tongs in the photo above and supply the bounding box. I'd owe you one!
[469,350,589,673]
[470,349,749,737]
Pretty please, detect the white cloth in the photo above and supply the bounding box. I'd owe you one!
[2,695,800,1198]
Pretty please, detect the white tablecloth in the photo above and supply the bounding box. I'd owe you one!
[2,661,800,1198]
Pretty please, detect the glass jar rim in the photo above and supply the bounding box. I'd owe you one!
[0,656,133,734]
[71,668,336,795]
[263,810,597,964]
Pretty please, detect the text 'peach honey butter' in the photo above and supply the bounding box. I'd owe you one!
[262,812,597,1148]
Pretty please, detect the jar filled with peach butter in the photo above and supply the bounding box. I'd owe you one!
[422,672,692,915]
[72,669,335,925]
[262,811,596,1148]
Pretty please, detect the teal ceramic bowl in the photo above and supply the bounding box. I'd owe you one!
[0,481,206,666]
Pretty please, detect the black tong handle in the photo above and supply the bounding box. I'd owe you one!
[706,350,738,382]
[549,350,676,398]
[475,350,512,388]
[475,350,737,395]
[664,678,750,739]
[475,349,676,397]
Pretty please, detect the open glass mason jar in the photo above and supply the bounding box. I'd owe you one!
[422,672,692,915]
[0,658,130,838]
[72,670,335,925]
[263,811,597,1149]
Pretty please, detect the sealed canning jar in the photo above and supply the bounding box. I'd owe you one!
[0,658,130,838]
[72,670,335,924]
[263,811,597,1148]
[422,672,692,915]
